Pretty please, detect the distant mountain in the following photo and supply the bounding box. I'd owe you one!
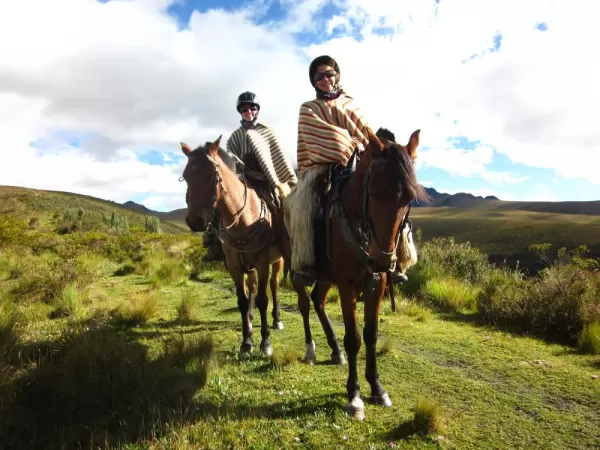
[121,200,157,215]
[137,185,600,221]
[415,187,500,208]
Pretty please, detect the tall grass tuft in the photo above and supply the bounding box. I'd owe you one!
[412,395,444,436]
[112,291,158,326]
[422,277,479,312]
[176,290,197,323]
[578,321,600,355]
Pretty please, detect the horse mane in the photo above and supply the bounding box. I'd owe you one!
[375,127,396,143]
[190,141,238,173]
[374,127,429,203]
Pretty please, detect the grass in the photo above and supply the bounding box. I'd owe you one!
[2,248,599,450]
[579,322,600,355]
[2,189,600,449]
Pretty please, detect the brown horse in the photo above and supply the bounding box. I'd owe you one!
[180,136,289,356]
[286,127,427,420]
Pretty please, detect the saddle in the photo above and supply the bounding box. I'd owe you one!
[237,155,284,242]
[314,149,360,266]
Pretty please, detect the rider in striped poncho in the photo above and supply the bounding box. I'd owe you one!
[202,91,297,262]
[284,55,370,285]
[284,55,418,286]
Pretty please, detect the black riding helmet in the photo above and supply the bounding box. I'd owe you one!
[309,55,340,88]
[236,91,260,113]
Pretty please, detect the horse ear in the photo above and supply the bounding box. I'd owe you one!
[208,135,222,158]
[180,142,193,156]
[366,128,384,154]
[406,129,420,160]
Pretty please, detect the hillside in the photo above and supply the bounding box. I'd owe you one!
[410,206,600,273]
[3,185,599,274]
[0,186,188,235]
[416,187,600,215]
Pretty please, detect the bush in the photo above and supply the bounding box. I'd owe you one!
[418,237,492,284]
[10,256,96,305]
[478,264,600,344]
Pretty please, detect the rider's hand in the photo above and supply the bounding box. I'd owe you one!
[277,182,291,199]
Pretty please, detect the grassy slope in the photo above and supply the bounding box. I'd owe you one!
[2,258,599,450]
[0,185,188,235]
[410,207,600,271]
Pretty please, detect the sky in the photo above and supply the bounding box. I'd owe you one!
[0,0,598,212]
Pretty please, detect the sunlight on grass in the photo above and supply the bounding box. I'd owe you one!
[412,395,445,437]
[176,290,197,323]
[422,277,479,312]
[51,282,84,319]
[579,321,600,355]
[112,291,158,326]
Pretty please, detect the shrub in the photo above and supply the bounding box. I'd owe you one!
[478,264,600,344]
[10,257,96,305]
[418,237,492,284]
[144,215,162,234]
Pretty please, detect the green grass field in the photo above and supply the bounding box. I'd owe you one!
[2,249,599,449]
[410,207,600,272]
[1,186,599,449]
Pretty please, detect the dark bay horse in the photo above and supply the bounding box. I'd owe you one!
[180,136,290,356]
[286,127,427,420]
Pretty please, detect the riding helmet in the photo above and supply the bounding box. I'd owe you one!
[236,91,260,112]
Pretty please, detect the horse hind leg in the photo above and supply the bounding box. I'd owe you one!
[311,282,345,365]
[292,275,316,364]
[270,258,284,330]
[256,264,273,356]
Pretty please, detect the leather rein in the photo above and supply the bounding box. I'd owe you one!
[184,157,272,254]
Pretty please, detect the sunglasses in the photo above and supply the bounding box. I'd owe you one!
[240,106,258,113]
[313,71,336,82]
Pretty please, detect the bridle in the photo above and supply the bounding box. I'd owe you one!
[180,154,271,254]
[333,142,415,311]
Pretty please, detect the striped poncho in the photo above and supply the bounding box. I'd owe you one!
[226,121,298,188]
[296,93,370,174]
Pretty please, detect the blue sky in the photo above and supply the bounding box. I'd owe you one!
[1,0,598,211]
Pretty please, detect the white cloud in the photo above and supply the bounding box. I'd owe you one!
[0,0,599,213]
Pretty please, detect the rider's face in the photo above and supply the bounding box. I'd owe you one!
[240,104,259,121]
[314,64,337,92]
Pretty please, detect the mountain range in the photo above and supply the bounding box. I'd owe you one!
[129,186,600,220]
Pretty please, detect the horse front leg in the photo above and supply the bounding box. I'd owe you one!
[232,268,253,355]
[256,264,273,356]
[339,283,364,420]
[292,275,316,364]
[247,269,256,323]
[364,275,392,407]
[270,258,284,330]
[311,281,345,365]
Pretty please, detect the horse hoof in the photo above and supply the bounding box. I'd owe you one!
[347,397,365,421]
[272,321,284,330]
[303,341,316,364]
[331,353,346,365]
[370,393,392,407]
[260,342,273,356]
[240,343,253,355]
